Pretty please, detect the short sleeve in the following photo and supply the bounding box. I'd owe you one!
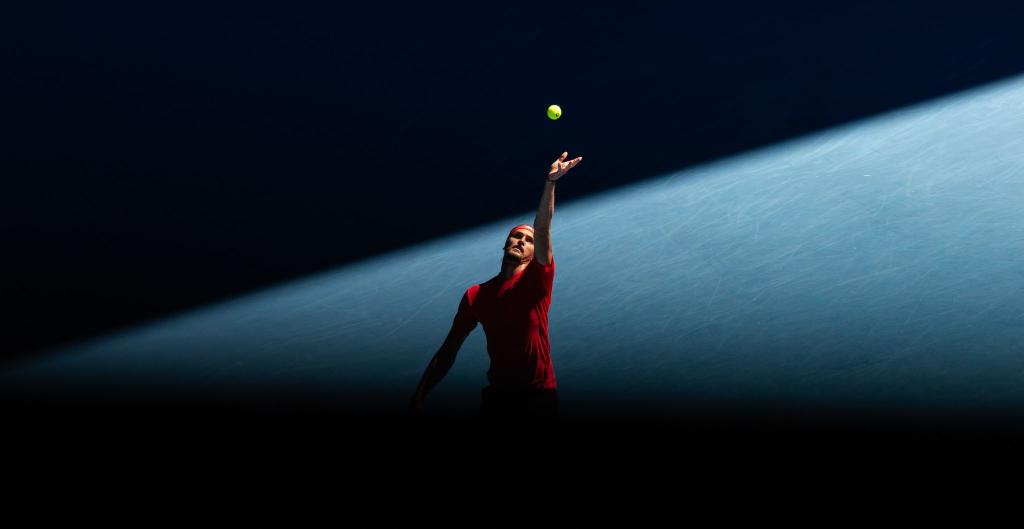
[525,257,555,296]
[450,289,478,338]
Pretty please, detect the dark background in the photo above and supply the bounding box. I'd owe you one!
[5,2,1024,446]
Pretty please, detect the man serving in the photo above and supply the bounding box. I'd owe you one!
[409,151,583,420]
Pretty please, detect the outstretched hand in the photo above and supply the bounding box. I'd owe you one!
[548,151,583,181]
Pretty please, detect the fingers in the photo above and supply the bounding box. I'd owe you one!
[553,153,582,173]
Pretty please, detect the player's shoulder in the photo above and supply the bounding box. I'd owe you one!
[532,256,555,271]
[523,257,555,287]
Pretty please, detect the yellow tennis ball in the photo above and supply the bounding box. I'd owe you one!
[547,104,562,120]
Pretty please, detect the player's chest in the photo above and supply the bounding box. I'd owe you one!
[474,281,536,317]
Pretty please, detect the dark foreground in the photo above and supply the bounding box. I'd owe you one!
[6,390,1024,473]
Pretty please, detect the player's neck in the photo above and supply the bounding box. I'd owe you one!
[499,257,529,281]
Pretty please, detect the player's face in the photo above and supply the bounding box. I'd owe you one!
[505,230,534,261]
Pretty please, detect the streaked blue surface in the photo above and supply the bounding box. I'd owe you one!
[6,75,1024,418]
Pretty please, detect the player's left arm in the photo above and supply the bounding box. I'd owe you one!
[534,151,582,266]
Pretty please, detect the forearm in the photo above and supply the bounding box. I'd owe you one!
[533,179,555,232]
[413,345,457,401]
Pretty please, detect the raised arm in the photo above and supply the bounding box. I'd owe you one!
[534,151,582,266]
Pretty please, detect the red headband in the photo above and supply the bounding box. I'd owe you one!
[509,224,534,237]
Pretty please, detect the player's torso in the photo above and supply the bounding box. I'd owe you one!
[471,275,550,335]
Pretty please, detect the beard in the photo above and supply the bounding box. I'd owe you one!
[504,246,528,262]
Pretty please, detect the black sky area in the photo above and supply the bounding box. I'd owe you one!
[4,1,1024,363]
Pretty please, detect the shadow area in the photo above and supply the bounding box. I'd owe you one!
[5,392,1024,477]
[6,386,1024,447]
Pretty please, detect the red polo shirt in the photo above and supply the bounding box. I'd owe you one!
[450,257,557,390]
